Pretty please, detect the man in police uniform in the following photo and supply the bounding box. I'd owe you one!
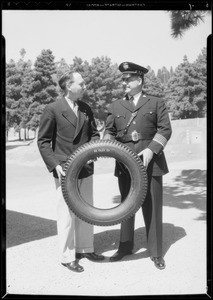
[104,62,172,270]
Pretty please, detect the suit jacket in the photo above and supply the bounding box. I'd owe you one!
[104,93,172,177]
[37,97,100,178]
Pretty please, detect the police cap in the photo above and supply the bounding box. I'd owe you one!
[119,62,148,78]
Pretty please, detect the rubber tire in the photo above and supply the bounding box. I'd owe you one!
[61,139,148,226]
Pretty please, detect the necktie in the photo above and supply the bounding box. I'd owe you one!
[129,96,135,106]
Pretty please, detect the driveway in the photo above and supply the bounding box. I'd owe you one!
[5,141,207,297]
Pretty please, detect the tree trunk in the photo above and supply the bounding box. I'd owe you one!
[34,128,38,139]
[23,128,26,142]
[6,130,8,142]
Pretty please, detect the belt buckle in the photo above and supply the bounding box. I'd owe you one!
[131,130,139,142]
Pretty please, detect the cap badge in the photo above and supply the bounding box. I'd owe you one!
[123,62,129,70]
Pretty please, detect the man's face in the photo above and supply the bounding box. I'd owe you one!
[122,74,142,96]
[67,73,86,100]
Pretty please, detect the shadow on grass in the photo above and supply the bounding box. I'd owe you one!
[112,169,206,221]
[6,139,34,150]
[176,169,206,187]
[164,169,206,221]
[6,210,57,248]
[6,168,204,250]
[6,145,27,150]
[6,208,186,260]
[94,223,186,260]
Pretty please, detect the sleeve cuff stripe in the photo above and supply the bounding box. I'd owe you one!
[153,139,165,147]
[153,133,167,147]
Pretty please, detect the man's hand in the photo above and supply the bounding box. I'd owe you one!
[138,148,153,169]
[87,158,97,164]
[55,165,65,182]
[103,133,114,141]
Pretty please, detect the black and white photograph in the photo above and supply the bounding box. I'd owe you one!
[2,2,212,298]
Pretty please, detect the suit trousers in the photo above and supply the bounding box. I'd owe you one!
[54,176,94,264]
[118,172,163,257]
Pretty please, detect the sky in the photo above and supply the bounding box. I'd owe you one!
[2,10,212,74]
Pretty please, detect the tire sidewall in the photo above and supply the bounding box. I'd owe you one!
[61,140,147,226]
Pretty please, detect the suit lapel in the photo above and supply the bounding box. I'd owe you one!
[61,97,77,127]
[134,94,150,111]
[120,94,150,112]
[74,101,86,140]
[120,98,134,112]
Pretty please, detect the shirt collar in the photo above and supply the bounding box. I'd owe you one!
[65,96,76,108]
[132,91,142,101]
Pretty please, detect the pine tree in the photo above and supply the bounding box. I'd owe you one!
[6,59,23,140]
[71,56,95,108]
[157,69,162,82]
[192,47,207,117]
[170,66,174,77]
[54,58,71,97]
[27,49,58,130]
[72,56,90,76]
[6,49,36,140]
[164,55,205,119]
[162,66,171,83]
[19,58,35,139]
[55,58,70,78]
[157,66,171,84]
[143,66,164,97]
[71,56,123,120]
[167,10,210,38]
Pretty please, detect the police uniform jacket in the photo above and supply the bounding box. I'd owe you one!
[37,97,100,178]
[104,93,172,177]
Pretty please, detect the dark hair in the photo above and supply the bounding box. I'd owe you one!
[58,71,74,91]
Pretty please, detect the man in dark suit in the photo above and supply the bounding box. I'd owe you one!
[104,62,172,269]
[37,71,104,273]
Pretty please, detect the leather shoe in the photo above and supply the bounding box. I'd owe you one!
[151,256,166,270]
[61,261,84,272]
[76,252,105,261]
[110,250,132,262]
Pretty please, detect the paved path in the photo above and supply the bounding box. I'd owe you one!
[5,151,207,297]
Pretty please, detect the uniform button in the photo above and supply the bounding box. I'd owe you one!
[133,121,136,124]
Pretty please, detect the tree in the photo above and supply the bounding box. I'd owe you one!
[55,58,70,78]
[6,50,39,140]
[6,59,23,140]
[170,66,174,77]
[15,49,36,140]
[20,48,26,59]
[27,49,58,131]
[191,47,207,117]
[164,54,206,119]
[143,66,164,97]
[157,69,162,82]
[54,58,71,97]
[18,58,35,139]
[71,56,123,120]
[157,66,171,84]
[167,10,211,38]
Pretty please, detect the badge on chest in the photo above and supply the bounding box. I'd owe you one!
[131,130,139,142]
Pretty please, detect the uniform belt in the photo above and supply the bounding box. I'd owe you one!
[116,131,155,143]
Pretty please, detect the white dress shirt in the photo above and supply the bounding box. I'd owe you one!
[65,97,78,116]
[131,91,142,106]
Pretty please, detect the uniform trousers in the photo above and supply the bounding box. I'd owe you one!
[54,176,94,264]
[118,171,163,257]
